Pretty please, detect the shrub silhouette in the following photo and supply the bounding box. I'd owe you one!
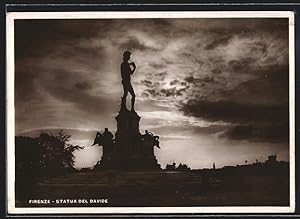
[16,130,82,175]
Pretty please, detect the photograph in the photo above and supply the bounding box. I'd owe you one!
[6,11,295,214]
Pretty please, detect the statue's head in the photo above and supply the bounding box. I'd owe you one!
[105,128,108,132]
[123,50,131,61]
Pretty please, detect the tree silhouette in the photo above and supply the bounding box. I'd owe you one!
[15,130,83,201]
[58,130,83,168]
[16,130,82,175]
[15,136,40,172]
[38,130,83,172]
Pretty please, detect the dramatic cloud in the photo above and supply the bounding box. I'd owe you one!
[220,122,289,143]
[205,35,233,50]
[181,100,288,123]
[15,18,290,169]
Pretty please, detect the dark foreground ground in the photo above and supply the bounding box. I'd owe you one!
[16,163,289,207]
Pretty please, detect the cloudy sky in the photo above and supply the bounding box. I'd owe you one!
[15,18,290,169]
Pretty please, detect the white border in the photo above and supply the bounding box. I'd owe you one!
[6,11,295,214]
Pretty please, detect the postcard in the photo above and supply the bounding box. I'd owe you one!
[6,11,295,214]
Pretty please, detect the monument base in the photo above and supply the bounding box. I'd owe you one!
[94,106,161,170]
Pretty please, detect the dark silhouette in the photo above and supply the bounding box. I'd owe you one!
[165,161,177,171]
[103,128,113,144]
[141,130,160,157]
[93,111,161,170]
[93,128,114,154]
[15,136,40,172]
[92,131,103,146]
[165,162,191,171]
[121,50,136,111]
[89,51,160,170]
[16,131,82,173]
[176,163,191,171]
[92,74,162,170]
[15,131,82,202]
[266,154,277,164]
[16,144,289,207]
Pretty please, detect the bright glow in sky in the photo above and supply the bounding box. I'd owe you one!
[15,18,290,169]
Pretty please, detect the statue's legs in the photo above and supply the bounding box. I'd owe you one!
[130,94,135,111]
[122,82,128,110]
[121,94,127,107]
[128,85,135,111]
[122,81,135,111]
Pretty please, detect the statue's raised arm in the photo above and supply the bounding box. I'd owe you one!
[129,62,136,74]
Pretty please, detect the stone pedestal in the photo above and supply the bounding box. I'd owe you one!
[95,104,161,170]
[115,109,142,156]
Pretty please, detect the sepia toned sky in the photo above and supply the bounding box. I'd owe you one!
[15,18,290,169]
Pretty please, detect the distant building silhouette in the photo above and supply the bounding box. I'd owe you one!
[165,161,176,171]
[164,162,191,171]
[266,154,277,164]
[176,163,191,171]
